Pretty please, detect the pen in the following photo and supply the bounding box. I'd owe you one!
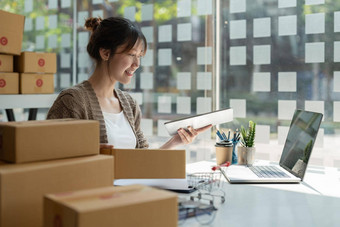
[227,130,231,140]
[221,130,227,140]
[235,129,240,142]
[216,130,224,141]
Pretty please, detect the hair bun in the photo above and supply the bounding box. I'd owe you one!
[84,17,102,32]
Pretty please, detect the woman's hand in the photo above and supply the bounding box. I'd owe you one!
[100,143,114,153]
[177,125,211,144]
[160,124,212,149]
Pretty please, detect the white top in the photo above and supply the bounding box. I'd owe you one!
[102,111,137,148]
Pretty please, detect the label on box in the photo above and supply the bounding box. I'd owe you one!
[38,58,45,67]
[0,79,6,88]
[36,78,43,87]
[0,36,8,46]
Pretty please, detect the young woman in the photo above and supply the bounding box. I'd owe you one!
[47,16,211,149]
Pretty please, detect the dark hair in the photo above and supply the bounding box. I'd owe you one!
[84,17,147,63]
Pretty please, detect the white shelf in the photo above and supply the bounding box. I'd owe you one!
[0,94,58,109]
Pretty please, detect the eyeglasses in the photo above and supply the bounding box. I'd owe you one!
[114,53,144,62]
[126,53,144,60]
[178,196,217,225]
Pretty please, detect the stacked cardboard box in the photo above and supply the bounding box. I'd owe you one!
[101,148,186,179]
[44,185,178,227]
[0,119,114,227]
[0,10,57,95]
[15,51,56,94]
[0,120,182,227]
[0,10,24,94]
[0,119,101,163]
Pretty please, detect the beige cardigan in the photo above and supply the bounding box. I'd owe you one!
[47,80,149,148]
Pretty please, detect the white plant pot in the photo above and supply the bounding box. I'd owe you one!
[237,146,256,166]
[292,159,307,177]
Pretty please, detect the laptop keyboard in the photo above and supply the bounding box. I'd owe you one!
[250,166,291,178]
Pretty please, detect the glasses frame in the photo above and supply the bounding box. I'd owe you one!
[178,197,217,225]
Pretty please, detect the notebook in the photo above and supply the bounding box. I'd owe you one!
[164,108,233,136]
[223,109,323,183]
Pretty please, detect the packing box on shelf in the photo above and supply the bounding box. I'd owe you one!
[0,54,13,72]
[0,10,25,55]
[0,155,114,227]
[20,73,54,94]
[14,52,57,73]
[0,72,18,94]
[101,148,186,179]
[44,185,178,227]
[0,119,100,163]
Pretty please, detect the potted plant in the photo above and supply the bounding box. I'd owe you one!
[238,120,256,166]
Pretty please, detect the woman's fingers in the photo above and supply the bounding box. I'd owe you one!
[196,124,212,133]
[187,126,198,136]
[177,125,212,145]
[100,144,114,149]
[177,129,187,143]
[178,128,191,144]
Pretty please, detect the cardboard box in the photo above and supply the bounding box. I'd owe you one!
[0,72,18,94]
[0,54,13,72]
[101,148,186,179]
[0,10,25,55]
[44,185,178,227]
[20,73,54,94]
[0,155,114,227]
[14,52,57,73]
[0,119,100,163]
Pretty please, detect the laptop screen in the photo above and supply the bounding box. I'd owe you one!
[279,109,323,180]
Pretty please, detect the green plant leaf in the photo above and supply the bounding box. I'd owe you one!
[240,120,256,147]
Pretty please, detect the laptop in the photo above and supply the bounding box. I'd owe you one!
[223,109,323,183]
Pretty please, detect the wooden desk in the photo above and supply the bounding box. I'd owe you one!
[0,94,58,121]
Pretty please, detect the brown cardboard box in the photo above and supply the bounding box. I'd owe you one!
[20,73,54,94]
[0,119,100,163]
[0,54,13,72]
[0,72,18,94]
[0,155,114,227]
[101,148,186,179]
[44,185,178,227]
[14,52,57,73]
[0,10,25,55]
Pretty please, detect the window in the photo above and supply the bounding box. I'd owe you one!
[220,0,340,167]
[1,0,339,167]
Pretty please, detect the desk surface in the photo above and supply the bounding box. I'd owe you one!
[0,94,58,109]
[181,161,340,227]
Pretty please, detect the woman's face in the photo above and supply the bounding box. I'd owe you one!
[108,39,145,84]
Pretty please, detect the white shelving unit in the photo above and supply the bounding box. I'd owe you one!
[0,94,58,121]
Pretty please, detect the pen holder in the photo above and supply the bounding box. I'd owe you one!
[215,145,233,165]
